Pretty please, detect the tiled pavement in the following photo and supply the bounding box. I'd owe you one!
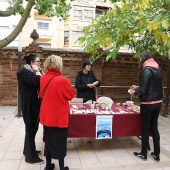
[1,106,170,170]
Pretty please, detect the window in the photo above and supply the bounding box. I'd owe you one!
[64,31,69,45]
[73,7,93,21]
[95,10,103,18]
[95,6,109,18]
[37,22,49,30]
[73,10,82,20]
[72,31,84,45]
[84,9,93,20]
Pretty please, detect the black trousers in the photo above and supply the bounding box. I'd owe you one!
[23,120,39,160]
[140,103,161,156]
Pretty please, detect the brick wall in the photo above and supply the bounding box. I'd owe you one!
[0,44,169,110]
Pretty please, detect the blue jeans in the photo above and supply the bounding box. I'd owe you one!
[140,103,162,156]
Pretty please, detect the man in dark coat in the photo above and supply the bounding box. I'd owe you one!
[17,54,44,164]
[75,61,101,103]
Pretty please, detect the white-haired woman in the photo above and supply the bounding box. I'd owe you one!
[39,55,75,170]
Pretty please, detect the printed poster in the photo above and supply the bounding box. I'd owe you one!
[96,116,113,139]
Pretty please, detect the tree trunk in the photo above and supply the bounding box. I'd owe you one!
[0,0,35,49]
[0,0,23,17]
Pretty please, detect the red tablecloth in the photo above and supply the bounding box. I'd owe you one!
[68,104,141,138]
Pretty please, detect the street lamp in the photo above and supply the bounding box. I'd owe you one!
[16,31,22,117]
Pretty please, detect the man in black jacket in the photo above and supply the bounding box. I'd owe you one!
[128,51,163,162]
[75,61,101,103]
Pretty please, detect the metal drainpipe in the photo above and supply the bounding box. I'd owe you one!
[16,31,22,117]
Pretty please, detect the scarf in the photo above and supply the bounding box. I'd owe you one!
[24,64,34,73]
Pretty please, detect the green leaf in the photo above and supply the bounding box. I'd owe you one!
[139,27,146,34]
[162,20,169,29]
[132,36,137,43]
[166,37,170,47]
[147,24,152,32]
[77,37,85,45]
[162,33,168,43]
[106,53,112,61]
[154,31,161,40]
[111,48,119,60]
[133,52,141,59]
[134,15,141,21]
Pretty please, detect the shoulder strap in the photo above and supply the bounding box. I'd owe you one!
[41,74,57,99]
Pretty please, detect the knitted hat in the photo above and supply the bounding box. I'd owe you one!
[82,61,91,69]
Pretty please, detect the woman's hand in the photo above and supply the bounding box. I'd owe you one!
[128,85,138,95]
[31,64,42,76]
[87,81,99,88]
[87,84,95,88]
[93,81,99,86]
[128,89,135,95]
[38,66,45,75]
[130,85,139,90]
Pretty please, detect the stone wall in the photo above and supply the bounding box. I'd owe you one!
[0,44,169,110]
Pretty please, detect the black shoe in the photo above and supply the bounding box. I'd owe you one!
[134,152,147,161]
[25,157,44,164]
[64,166,69,170]
[44,163,55,170]
[151,152,160,162]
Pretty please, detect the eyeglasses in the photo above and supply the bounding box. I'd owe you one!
[34,60,41,63]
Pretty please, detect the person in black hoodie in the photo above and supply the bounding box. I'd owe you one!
[75,61,101,103]
[17,54,44,164]
[128,51,163,162]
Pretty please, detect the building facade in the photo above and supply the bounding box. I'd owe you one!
[0,0,131,52]
[64,0,111,49]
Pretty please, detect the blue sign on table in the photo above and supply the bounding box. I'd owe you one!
[96,116,113,139]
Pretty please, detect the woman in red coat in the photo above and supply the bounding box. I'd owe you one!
[39,55,75,170]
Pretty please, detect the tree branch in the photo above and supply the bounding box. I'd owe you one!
[0,0,23,17]
[91,45,115,62]
[0,0,35,49]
